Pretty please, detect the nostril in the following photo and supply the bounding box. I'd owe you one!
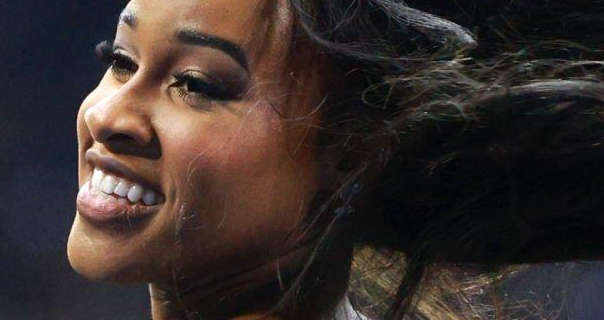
[105,132,149,151]
[94,119,153,147]
[104,133,162,160]
[107,133,139,144]
[83,92,160,158]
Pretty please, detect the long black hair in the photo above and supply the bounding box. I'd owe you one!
[286,1,604,318]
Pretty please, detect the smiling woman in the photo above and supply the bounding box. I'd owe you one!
[69,1,336,319]
[67,1,604,319]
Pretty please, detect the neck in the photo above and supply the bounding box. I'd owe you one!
[149,238,353,320]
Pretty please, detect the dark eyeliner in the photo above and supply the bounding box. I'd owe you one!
[94,40,138,81]
[94,40,238,102]
[171,72,236,102]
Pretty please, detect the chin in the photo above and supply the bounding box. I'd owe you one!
[67,214,155,284]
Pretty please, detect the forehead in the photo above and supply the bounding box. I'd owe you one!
[123,0,283,49]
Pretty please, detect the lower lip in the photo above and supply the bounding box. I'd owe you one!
[76,181,161,225]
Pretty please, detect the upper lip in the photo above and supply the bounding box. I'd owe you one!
[85,149,163,195]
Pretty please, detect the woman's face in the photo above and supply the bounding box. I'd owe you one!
[68,0,327,289]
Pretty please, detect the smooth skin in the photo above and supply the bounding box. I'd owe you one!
[67,0,351,319]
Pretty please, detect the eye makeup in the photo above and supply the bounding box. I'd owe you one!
[95,40,138,82]
[94,40,247,107]
[171,71,234,102]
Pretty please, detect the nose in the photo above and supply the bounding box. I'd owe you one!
[84,85,160,158]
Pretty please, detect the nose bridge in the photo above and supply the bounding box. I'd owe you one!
[84,81,154,146]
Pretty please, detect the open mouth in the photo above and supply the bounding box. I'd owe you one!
[90,167,164,206]
[76,167,165,225]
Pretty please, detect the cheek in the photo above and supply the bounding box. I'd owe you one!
[157,104,318,262]
[163,103,285,180]
[158,103,286,227]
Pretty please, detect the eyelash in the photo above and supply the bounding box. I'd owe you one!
[95,41,137,81]
[94,40,235,105]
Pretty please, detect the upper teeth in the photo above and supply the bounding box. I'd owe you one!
[90,168,162,206]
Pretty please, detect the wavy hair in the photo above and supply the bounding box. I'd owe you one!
[281,1,604,318]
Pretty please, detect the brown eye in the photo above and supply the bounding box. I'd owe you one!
[171,72,235,107]
[182,76,226,99]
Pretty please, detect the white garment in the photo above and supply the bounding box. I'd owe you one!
[332,295,370,320]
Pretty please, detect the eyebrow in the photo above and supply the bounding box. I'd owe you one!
[119,9,137,28]
[118,10,249,72]
[176,29,249,72]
